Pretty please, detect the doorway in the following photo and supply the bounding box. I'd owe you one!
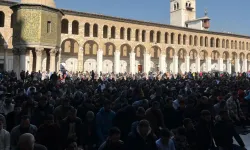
[138,65,142,73]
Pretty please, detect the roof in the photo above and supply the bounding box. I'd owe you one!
[185,16,210,23]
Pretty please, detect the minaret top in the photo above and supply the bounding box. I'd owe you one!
[21,0,56,8]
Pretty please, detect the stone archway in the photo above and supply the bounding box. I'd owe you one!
[84,58,97,72]
[102,59,113,73]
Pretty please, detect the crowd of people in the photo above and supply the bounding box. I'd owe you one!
[0,70,250,150]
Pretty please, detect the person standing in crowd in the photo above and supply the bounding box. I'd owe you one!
[183,118,197,150]
[6,104,23,132]
[17,133,47,150]
[96,100,116,144]
[0,116,10,150]
[53,98,74,123]
[156,128,175,150]
[0,94,14,116]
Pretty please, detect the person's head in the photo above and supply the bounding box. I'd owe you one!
[20,116,31,128]
[108,127,121,143]
[201,110,211,122]
[138,120,150,137]
[104,100,112,112]
[38,96,48,107]
[44,114,54,125]
[14,104,22,113]
[183,118,194,130]
[67,108,77,120]
[160,128,171,144]
[219,110,230,121]
[86,111,95,122]
[18,133,35,150]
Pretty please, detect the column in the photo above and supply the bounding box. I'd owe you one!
[227,58,232,74]
[50,49,57,73]
[78,47,84,72]
[143,53,150,74]
[36,47,43,72]
[206,57,211,72]
[68,21,72,34]
[185,56,190,72]
[218,57,224,72]
[97,49,103,75]
[4,47,8,71]
[196,57,200,72]
[29,50,33,72]
[12,48,20,78]
[57,48,62,72]
[243,59,248,72]
[159,54,166,73]
[173,55,178,74]
[129,52,135,74]
[235,58,240,73]
[19,47,27,72]
[114,51,120,74]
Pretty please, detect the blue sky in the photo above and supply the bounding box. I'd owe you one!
[56,0,250,35]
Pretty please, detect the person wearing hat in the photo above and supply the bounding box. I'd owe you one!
[0,116,10,150]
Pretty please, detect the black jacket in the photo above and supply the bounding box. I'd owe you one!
[214,120,245,149]
[31,104,54,127]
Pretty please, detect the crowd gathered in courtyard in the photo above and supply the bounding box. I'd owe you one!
[0,70,250,150]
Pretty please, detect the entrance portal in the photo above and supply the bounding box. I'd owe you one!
[138,65,142,73]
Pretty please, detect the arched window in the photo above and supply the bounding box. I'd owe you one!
[61,19,68,34]
[189,35,193,45]
[216,38,220,48]
[235,41,237,49]
[242,42,245,50]
[222,39,225,48]
[226,40,229,49]
[150,30,154,43]
[210,37,215,47]
[0,11,5,27]
[120,27,125,39]
[177,3,179,9]
[72,20,79,35]
[247,42,249,50]
[205,37,208,47]
[111,26,116,39]
[84,23,90,37]
[171,33,174,44]
[103,25,108,38]
[194,36,198,46]
[135,29,139,41]
[200,36,204,46]
[183,35,186,45]
[127,28,131,41]
[157,31,161,43]
[178,34,181,44]
[174,4,177,10]
[231,41,234,49]
[93,24,98,37]
[142,30,146,42]
[165,32,168,44]
[239,41,242,50]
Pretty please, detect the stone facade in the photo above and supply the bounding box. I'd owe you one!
[0,0,250,76]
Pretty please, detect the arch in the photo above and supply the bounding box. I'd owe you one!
[194,36,198,46]
[83,40,99,56]
[135,44,146,58]
[103,42,116,56]
[235,40,237,49]
[200,36,204,46]
[239,52,245,60]
[232,52,238,59]
[200,50,208,60]
[150,46,161,59]
[247,53,250,61]
[157,31,161,43]
[61,19,68,34]
[127,28,131,41]
[0,11,5,27]
[189,49,198,60]
[189,35,193,45]
[93,24,98,37]
[142,30,146,42]
[247,42,249,50]
[231,40,234,49]
[84,59,97,72]
[226,40,229,49]
[183,34,187,45]
[135,29,139,41]
[178,48,187,59]
[120,27,125,39]
[171,33,175,44]
[150,30,154,43]
[61,38,79,55]
[111,26,116,39]
[72,20,79,35]
[102,60,113,73]
[205,37,208,47]
[211,50,220,60]
[239,41,242,50]
[84,23,90,37]
[178,34,181,45]
[166,47,175,59]
[210,37,215,47]
[216,38,220,48]
[223,51,229,60]
[222,39,225,48]
[103,25,108,38]
[242,42,245,50]
[120,44,132,57]
[165,32,169,44]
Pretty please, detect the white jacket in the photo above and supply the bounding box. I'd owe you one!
[0,129,10,150]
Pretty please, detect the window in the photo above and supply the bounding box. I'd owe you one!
[93,24,98,37]
[189,35,193,45]
[142,30,146,42]
[0,11,5,27]
[210,38,215,47]
[200,36,204,46]
[120,27,125,39]
[47,21,51,33]
[72,21,79,35]
[150,30,154,43]
[183,35,186,45]
[127,28,131,41]
[84,23,90,37]
[205,37,208,47]
[157,31,161,43]
[194,36,198,46]
[61,19,68,34]
[135,29,139,41]
[103,25,108,38]
[111,26,116,39]
[178,34,181,44]
[171,33,174,44]
[216,38,220,48]
[165,32,168,44]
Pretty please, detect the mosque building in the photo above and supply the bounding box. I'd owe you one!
[0,0,250,76]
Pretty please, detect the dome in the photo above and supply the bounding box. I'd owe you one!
[21,0,56,8]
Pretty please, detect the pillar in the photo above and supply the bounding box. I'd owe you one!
[129,52,135,74]
[196,57,200,72]
[114,51,120,74]
[219,57,224,72]
[12,48,20,78]
[4,48,8,71]
[19,47,27,72]
[173,55,178,74]
[29,50,33,72]
[97,49,103,75]
[50,49,56,73]
[36,47,43,72]
[143,53,150,74]
[206,57,211,72]
[78,47,84,72]
[57,48,62,72]
[227,59,232,74]
[235,58,240,73]
[68,21,72,34]
[159,54,166,73]
[185,56,190,72]
[243,59,248,72]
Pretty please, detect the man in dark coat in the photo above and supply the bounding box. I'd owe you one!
[16,133,47,150]
[125,120,157,150]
